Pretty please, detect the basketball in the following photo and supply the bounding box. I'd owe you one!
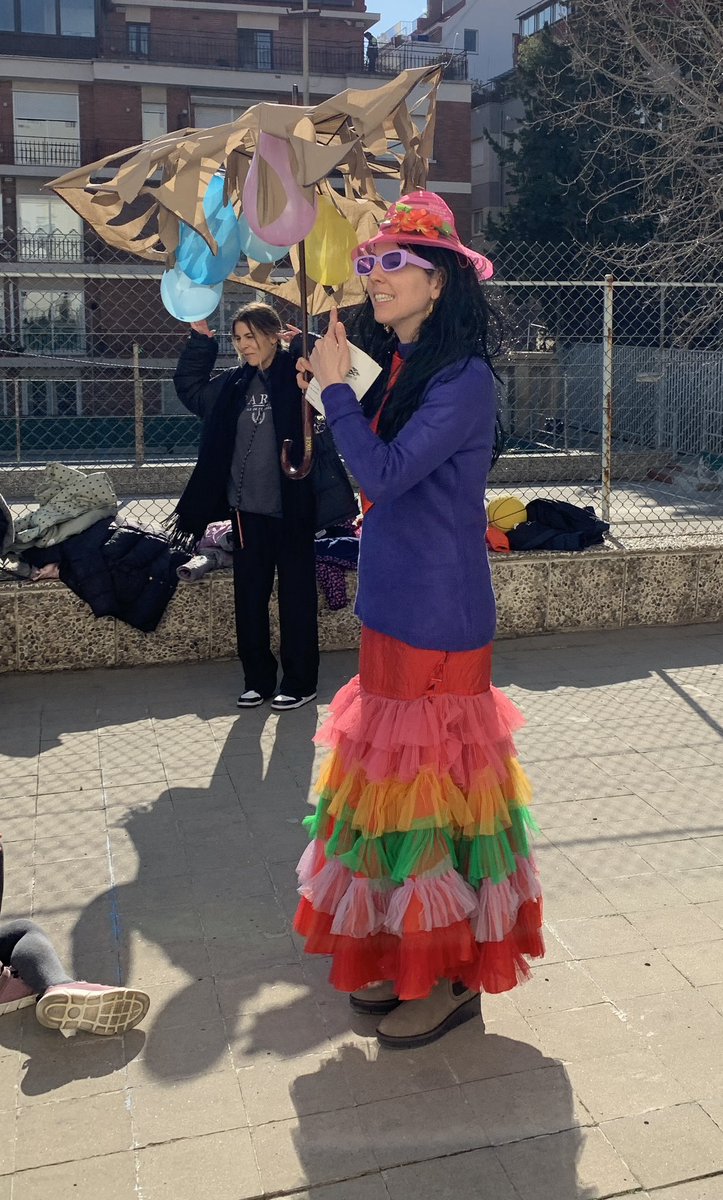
[487,496,527,532]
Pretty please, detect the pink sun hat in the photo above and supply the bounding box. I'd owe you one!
[353,190,494,281]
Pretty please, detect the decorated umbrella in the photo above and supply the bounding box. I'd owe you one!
[49,64,444,476]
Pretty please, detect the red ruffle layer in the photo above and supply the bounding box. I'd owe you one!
[294,896,544,1000]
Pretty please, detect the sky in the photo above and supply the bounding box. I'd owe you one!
[369,0,425,37]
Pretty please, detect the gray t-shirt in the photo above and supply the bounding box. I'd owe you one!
[227,374,283,517]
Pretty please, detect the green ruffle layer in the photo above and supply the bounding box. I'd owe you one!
[304,793,539,887]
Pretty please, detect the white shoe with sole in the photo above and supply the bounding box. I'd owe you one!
[35,983,150,1037]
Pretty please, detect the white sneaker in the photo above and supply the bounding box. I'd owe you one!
[237,690,266,708]
[270,693,317,711]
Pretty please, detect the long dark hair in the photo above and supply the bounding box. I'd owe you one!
[347,244,505,462]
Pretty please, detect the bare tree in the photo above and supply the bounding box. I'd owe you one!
[544,0,723,281]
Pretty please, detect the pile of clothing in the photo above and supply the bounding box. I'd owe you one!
[177,517,361,613]
[486,497,609,553]
[1,463,190,632]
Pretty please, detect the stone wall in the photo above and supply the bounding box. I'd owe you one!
[2,546,721,675]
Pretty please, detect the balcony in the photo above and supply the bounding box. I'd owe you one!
[0,136,135,170]
[0,30,98,59]
[98,29,467,80]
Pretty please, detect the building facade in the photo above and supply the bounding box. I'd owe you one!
[0,0,470,455]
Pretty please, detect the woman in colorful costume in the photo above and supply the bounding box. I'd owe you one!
[294,191,544,1048]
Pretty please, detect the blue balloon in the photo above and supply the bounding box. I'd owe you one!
[238,215,290,264]
[176,174,242,285]
[160,266,222,323]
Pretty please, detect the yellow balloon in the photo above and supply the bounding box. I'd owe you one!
[305,196,358,286]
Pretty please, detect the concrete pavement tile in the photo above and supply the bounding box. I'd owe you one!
[551,914,652,959]
[641,746,718,773]
[120,935,211,986]
[384,1147,519,1200]
[16,1033,132,1106]
[528,1003,644,1061]
[15,1090,132,1170]
[662,940,723,987]
[357,1085,487,1169]
[137,976,221,1030]
[555,844,654,879]
[33,829,110,864]
[32,858,112,896]
[12,1150,138,1200]
[35,789,105,814]
[539,926,573,963]
[666,869,723,903]
[581,949,691,999]
[0,1108,16,1175]
[462,1063,591,1145]
[542,873,614,921]
[597,874,688,913]
[227,998,331,1067]
[215,964,311,1018]
[127,1019,231,1085]
[646,1182,723,1200]
[637,840,721,872]
[36,771,104,795]
[251,1107,376,1193]
[511,960,606,1017]
[602,1103,723,1190]
[441,1023,554,1084]
[699,984,723,1018]
[137,1128,262,1200]
[238,1050,353,1124]
[496,1125,638,1200]
[131,1069,248,1146]
[703,1098,723,1133]
[340,1039,458,1106]
[698,838,723,864]
[565,1048,692,1121]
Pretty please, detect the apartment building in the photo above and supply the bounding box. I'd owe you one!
[0,0,471,452]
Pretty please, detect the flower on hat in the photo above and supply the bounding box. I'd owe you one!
[381,202,454,240]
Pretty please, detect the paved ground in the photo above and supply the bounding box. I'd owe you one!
[1,623,723,1200]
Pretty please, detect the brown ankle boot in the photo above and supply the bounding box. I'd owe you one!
[376,981,480,1048]
[349,981,400,1015]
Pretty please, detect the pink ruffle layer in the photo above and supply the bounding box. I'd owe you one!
[314,676,526,787]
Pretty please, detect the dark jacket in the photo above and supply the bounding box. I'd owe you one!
[25,517,189,633]
[171,331,314,545]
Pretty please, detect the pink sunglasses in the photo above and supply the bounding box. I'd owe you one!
[353,248,435,276]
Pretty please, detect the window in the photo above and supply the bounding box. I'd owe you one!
[13,91,80,166]
[520,15,536,36]
[142,102,167,142]
[128,22,150,57]
[194,104,248,128]
[17,193,83,261]
[60,0,95,37]
[238,29,273,71]
[20,0,53,34]
[472,210,485,235]
[463,28,478,53]
[0,0,13,31]
[22,380,81,417]
[20,291,85,355]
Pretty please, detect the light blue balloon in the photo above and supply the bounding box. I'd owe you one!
[176,174,242,285]
[238,215,290,264]
[160,266,222,323]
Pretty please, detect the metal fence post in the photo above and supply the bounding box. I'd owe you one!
[132,342,145,467]
[601,274,615,523]
[13,375,21,463]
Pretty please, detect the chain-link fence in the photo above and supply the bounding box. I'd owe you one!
[2,233,723,547]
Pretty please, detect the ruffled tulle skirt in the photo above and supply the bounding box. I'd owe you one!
[294,627,544,1000]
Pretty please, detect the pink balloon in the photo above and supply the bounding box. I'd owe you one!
[242,132,317,246]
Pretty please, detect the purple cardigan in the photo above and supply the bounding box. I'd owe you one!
[321,352,497,651]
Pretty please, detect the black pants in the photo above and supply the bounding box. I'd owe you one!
[232,510,319,698]
[0,919,72,995]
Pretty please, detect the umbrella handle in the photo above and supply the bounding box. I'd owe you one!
[281,235,315,479]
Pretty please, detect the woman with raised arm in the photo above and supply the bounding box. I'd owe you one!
[172,302,319,711]
[293,192,544,1048]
